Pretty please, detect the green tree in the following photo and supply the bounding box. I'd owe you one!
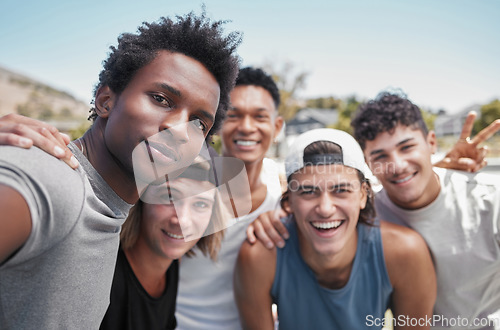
[16,103,34,117]
[38,106,55,120]
[333,95,361,134]
[261,60,309,121]
[306,96,341,109]
[60,107,73,119]
[68,121,91,140]
[474,99,500,134]
[420,108,437,131]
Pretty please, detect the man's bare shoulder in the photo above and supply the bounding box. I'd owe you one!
[239,238,277,265]
[380,220,429,261]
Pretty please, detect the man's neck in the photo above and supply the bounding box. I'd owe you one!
[244,158,269,213]
[244,159,264,191]
[77,120,139,204]
[299,230,358,290]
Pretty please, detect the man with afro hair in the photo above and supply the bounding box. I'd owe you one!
[0,10,240,329]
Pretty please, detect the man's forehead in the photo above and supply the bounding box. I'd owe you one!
[366,126,423,151]
[230,85,275,104]
[294,164,359,179]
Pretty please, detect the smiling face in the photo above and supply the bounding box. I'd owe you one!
[139,177,216,260]
[221,85,283,164]
[99,50,220,179]
[363,124,440,209]
[285,164,367,258]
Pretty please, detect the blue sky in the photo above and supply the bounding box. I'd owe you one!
[1,0,499,114]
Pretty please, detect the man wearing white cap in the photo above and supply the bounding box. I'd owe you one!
[234,128,436,329]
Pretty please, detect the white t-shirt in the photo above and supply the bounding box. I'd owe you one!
[375,167,500,329]
[175,158,283,329]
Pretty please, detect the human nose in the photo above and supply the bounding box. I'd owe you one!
[173,201,191,229]
[316,192,336,217]
[160,110,190,144]
[391,153,409,175]
[237,115,256,134]
[169,205,181,226]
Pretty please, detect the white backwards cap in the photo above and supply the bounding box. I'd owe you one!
[285,128,369,179]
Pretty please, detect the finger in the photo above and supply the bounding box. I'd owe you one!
[272,208,290,239]
[39,127,79,169]
[1,114,66,146]
[246,224,257,244]
[14,124,78,169]
[252,221,274,249]
[40,127,65,152]
[277,208,288,219]
[271,217,289,240]
[260,219,285,248]
[60,133,71,145]
[39,127,69,159]
[1,113,56,129]
[0,133,33,149]
[473,160,487,173]
[474,147,489,163]
[45,125,68,149]
[438,157,475,172]
[459,111,476,140]
[471,119,500,145]
[456,158,476,172]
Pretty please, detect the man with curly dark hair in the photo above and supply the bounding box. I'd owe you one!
[351,92,500,328]
[0,11,240,329]
[88,12,240,137]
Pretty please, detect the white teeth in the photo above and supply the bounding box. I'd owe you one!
[165,231,184,239]
[311,221,342,229]
[393,174,413,184]
[235,140,257,146]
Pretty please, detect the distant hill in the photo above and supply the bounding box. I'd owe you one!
[0,65,90,132]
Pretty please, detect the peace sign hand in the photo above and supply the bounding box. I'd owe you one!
[434,111,500,172]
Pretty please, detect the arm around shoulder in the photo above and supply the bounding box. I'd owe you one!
[381,221,436,330]
[234,239,277,330]
[0,184,32,264]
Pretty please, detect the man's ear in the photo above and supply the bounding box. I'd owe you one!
[426,130,438,154]
[273,116,284,141]
[94,86,116,119]
[281,192,292,213]
[360,181,368,210]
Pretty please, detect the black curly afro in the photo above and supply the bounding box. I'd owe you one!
[351,92,428,150]
[89,10,241,137]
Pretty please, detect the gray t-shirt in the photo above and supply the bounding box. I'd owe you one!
[0,143,132,329]
[375,167,500,329]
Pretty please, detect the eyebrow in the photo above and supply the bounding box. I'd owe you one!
[169,187,216,202]
[369,137,415,156]
[228,106,271,113]
[195,196,215,203]
[155,82,181,97]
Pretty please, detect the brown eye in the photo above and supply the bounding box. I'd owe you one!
[151,94,173,108]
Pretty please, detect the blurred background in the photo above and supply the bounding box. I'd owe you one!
[1,0,499,172]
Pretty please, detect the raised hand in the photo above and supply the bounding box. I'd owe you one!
[434,111,500,172]
[0,113,79,169]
